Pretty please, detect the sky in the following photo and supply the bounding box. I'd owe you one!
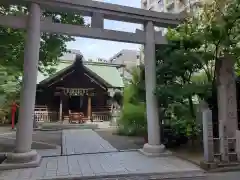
[66,0,142,61]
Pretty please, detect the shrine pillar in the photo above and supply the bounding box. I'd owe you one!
[141,21,165,156]
[88,96,92,120]
[6,3,41,167]
[59,97,63,121]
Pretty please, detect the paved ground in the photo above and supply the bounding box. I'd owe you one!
[62,129,117,155]
[1,125,240,180]
[0,151,204,180]
[0,129,205,180]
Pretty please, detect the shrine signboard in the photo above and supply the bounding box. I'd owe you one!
[61,88,95,96]
[202,109,214,162]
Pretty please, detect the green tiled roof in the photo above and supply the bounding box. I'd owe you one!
[85,64,124,88]
[37,61,124,88]
[37,61,72,84]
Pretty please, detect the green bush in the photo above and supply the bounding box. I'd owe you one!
[117,103,147,136]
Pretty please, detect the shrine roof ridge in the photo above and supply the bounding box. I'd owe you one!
[60,60,126,68]
[83,61,125,68]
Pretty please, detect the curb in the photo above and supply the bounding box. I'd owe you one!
[35,124,99,131]
[208,165,240,173]
[171,152,202,167]
[172,152,240,173]
[40,170,206,180]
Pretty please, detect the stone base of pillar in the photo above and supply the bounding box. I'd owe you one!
[200,161,218,170]
[0,150,41,170]
[88,116,92,122]
[139,143,172,157]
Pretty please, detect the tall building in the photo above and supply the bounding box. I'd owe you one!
[60,49,85,61]
[141,0,202,14]
[140,0,203,62]
[109,49,140,81]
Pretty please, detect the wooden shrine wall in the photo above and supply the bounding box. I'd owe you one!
[35,66,110,112]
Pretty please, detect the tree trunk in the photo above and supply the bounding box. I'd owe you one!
[188,96,195,119]
[188,96,196,145]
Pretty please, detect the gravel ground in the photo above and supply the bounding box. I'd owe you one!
[0,130,62,152]
[95,129,144,150]
[32,130,62,145]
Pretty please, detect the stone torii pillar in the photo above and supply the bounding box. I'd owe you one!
[6,3,41,166]
[141,21,166,156]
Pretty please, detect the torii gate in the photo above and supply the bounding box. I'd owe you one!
[0,0,183,168]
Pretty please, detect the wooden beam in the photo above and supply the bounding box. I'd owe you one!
[84,73,106,90]
[47,70,75,87]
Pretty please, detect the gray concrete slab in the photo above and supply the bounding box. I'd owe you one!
[36,147,61,157]
[62,129,118,155]
[0,151,204,180]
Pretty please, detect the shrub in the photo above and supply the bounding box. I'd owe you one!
[117,103,147,136]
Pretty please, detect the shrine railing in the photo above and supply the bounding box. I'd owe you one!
[92,105,112,112]
[92,112,112,122]
[34,111,58,122]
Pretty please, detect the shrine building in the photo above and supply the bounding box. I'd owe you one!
[35,54,124,122]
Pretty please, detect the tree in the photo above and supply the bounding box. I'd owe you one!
[154,0,240,141]
[156,0,240,109]
[0,5,85,120]
[0,6,84,75]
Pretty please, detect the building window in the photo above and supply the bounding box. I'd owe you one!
[158,0,164,5]
[116,53,122,58]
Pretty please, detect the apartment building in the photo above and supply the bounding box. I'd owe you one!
[141,0,202,13]
[109,49,141,81]
[140,0,203,62]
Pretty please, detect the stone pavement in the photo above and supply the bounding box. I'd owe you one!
[0,151,204,180]
[0,129,205,180]
[62,129,118,155]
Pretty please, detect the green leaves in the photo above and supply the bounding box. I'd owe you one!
[154,0,240,139]
[0,5,84,112]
